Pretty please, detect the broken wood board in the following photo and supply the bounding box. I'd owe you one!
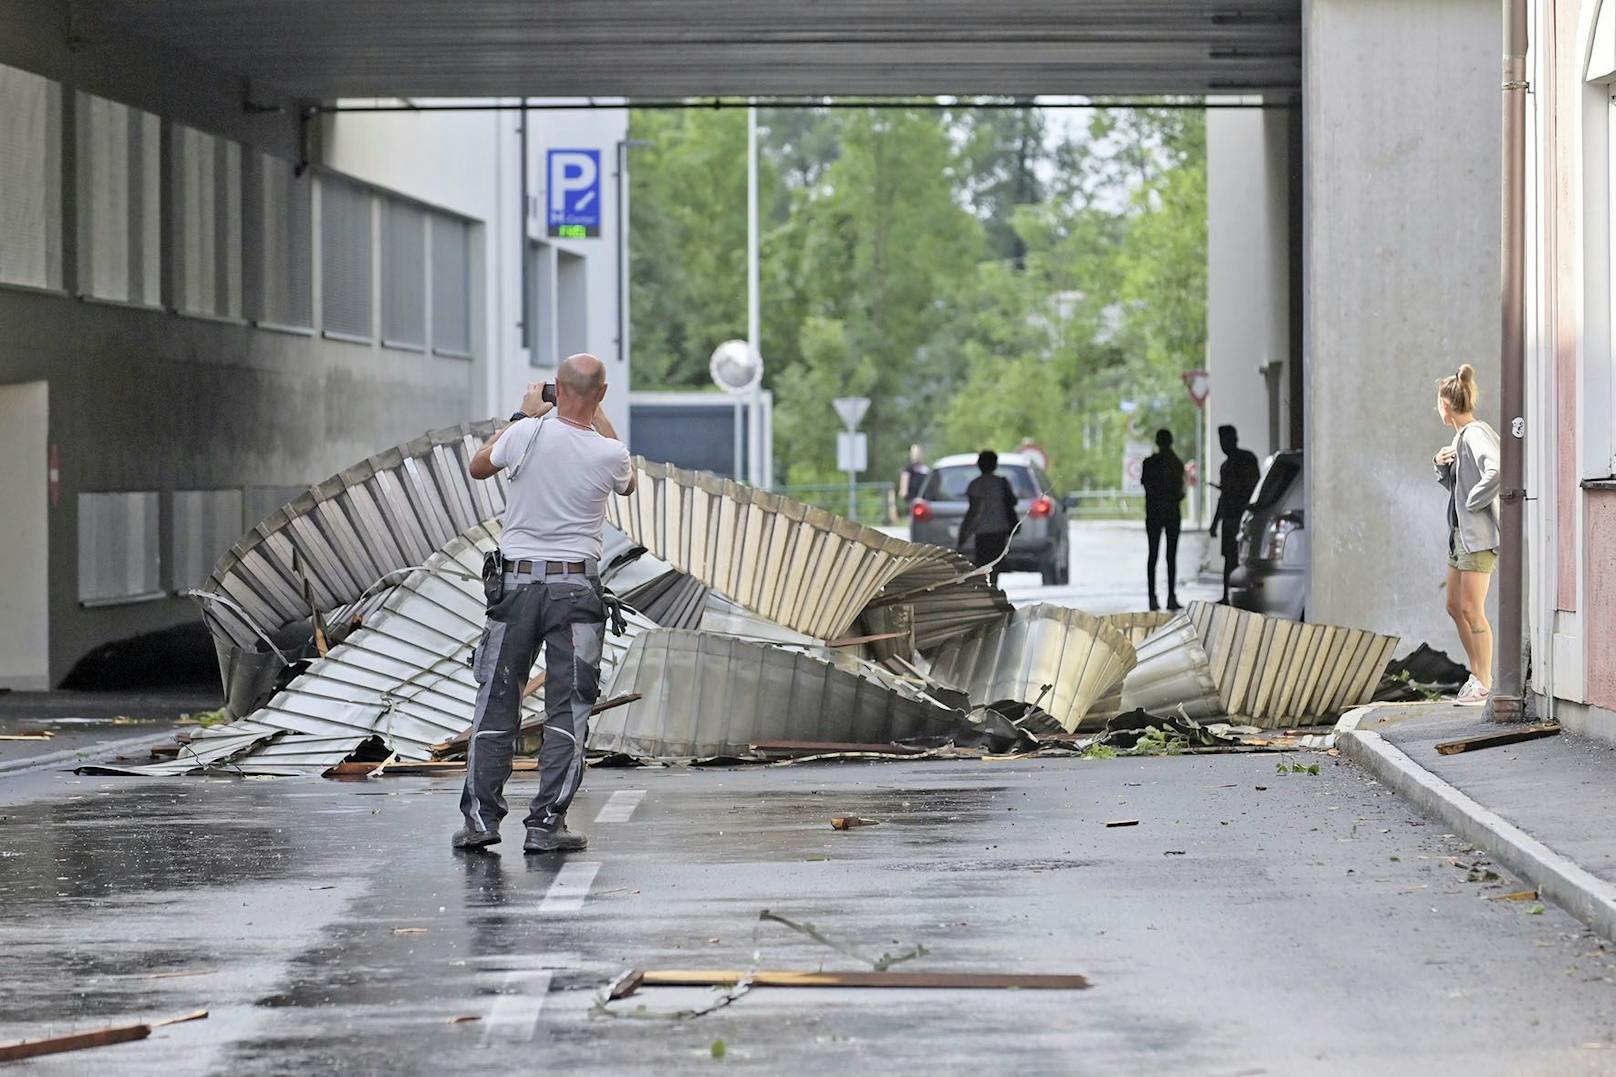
[748,740,929,758]
[611,969,1090,999]
[1434,724,1560,756]
[831,816,879,830]
[0,1011,205,1062]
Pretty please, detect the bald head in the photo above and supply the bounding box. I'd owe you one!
[558,353,606,397]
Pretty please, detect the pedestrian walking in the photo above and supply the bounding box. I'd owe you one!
[1141,429,1185,611]
[1208,424,1260,604]
[455,353,636,854]
[957,450,1019,588]
[1432,363,1501,705]
[898,445,929,513]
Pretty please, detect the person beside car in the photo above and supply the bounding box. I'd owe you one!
[957,450,1019,589]
[1209,425,1260,605]
[1140,429,1185,612]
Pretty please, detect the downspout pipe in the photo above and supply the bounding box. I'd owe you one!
[1488,0,1529,723]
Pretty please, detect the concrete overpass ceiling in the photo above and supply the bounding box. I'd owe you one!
[83,0,1300,98]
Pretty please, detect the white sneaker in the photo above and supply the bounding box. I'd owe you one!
[1455,677,1489,706]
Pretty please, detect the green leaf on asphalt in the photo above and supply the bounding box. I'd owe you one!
[711,1039,727,1059]
[1529,904,1546,915]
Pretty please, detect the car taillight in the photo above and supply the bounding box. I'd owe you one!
[1259,513,1302,561]
[1029,495,1054,519]
[911,499,931,522]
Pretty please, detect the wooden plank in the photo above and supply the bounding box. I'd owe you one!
[0,1023,150,1062]
[1434,724,1560,756]
[620,969,1090,996]
[825,631,908,649]
[429,690,640,756]
[747,740,928,757]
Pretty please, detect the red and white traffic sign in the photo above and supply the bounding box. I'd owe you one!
[1182,370,1210,410]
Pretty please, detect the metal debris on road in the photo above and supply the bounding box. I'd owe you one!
[831,816,879,830]
[611,969,1091,994]
[924,604,1136,733]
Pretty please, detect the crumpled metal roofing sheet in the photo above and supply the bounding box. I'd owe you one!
[606,460,1010,650]
[75,721,285,776]
[1184,602,1399,728]
[1102,610,1176,648]
[1113,613,1224,723]
[236,522,655,760]
[924,605,1136,734]
[588,629,974,760]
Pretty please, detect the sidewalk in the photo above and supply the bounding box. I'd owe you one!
[0,690,218,776]
[1339,702,1616,942]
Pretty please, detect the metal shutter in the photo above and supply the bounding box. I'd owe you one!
[77,492,162,604]
[0,64,62,289]
[171,489,244,591]
[381,198,426,348]
[320,176,373,340]
[76,92,160,306]
[257,153,313,328]
[174,125,242,319]
[431,214,471,356]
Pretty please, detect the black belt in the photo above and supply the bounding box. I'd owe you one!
[508,559,588,575]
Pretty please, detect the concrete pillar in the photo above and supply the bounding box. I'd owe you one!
[1304,0,1500,644]
[1207,99,1298,469]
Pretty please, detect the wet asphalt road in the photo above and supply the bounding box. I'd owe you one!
[4,755,1616,1075]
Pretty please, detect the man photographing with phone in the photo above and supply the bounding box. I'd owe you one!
[455,353,636,854]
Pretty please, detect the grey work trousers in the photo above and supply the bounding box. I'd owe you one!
[459,567,607,836]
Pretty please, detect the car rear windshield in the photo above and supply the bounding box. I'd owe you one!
[921,465,1039,500]
[1251,456,1301,511]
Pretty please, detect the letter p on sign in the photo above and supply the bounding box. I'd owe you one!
[548,149,601,238]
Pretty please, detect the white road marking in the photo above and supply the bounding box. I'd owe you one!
[594,789,646,823]
[537,861,601,913]
[483,970,552,1042]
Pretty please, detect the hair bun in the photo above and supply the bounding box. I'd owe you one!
[1458,363,1476,383]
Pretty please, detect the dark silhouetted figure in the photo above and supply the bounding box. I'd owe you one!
[1141,429,1186,611]
[1209,424,1261,604]
[957,450,1019,588]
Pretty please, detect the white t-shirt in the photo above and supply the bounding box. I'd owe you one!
[490,416,633,562]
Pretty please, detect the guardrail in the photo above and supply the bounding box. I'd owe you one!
[773,482,897,525]
[1062,490,1149,520]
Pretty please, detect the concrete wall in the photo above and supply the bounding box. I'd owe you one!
[1207,101,1297,465]
[1304,0,1501,647]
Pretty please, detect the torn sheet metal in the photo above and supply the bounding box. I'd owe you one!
[1102,611,1176,648]
[76,721,285,775]
[1184,602,1399,728]
[617,569,712,630]
[606,460,1010,650]
[235,523,654,760]
[1111,613,1224,724]
[199,420,509,715]
[588,629,983,760]
[923,605,1136,734]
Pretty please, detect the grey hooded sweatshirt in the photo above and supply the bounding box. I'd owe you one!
[1434,420,1501,554]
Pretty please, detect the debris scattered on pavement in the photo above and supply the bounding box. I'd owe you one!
[1105,819,1140,828]
[1434,724,1561,756]
[831,816,879,830]
[0,730,53,740]
[1374,644,1470,702]
[759,909,926,971]
[1487,890,1540,902]
[0,1010,207,1063]
[448,1015,481,1024]
[612,969,1091,993]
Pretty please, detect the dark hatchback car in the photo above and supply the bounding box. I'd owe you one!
[908,452,1070,585]
[1229,449,1306,620]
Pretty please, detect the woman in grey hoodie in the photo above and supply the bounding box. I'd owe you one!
[1432,364,1501,705]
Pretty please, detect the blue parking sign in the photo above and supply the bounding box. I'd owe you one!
[547,149,601,238]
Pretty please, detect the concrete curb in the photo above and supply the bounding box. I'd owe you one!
[1340,728,1616,944]
[0,730,179,778]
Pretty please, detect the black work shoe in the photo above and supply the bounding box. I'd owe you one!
[1166,596,1182,611]
[452,826,501,850]
[524,824,588,854]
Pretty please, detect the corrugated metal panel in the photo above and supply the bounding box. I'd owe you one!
[381,197,426,348]
[236,524,656,758]
[1102,610,1176,649]
[1114,613,1223,724]
[606,460,1010,650]
[588,629,973,760]
[925,604,1136,734]
[430,213,471,356]
[320,175,372,339]
[76,721,283,776]
[0,64,62,290]
[88,1,1302,98]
